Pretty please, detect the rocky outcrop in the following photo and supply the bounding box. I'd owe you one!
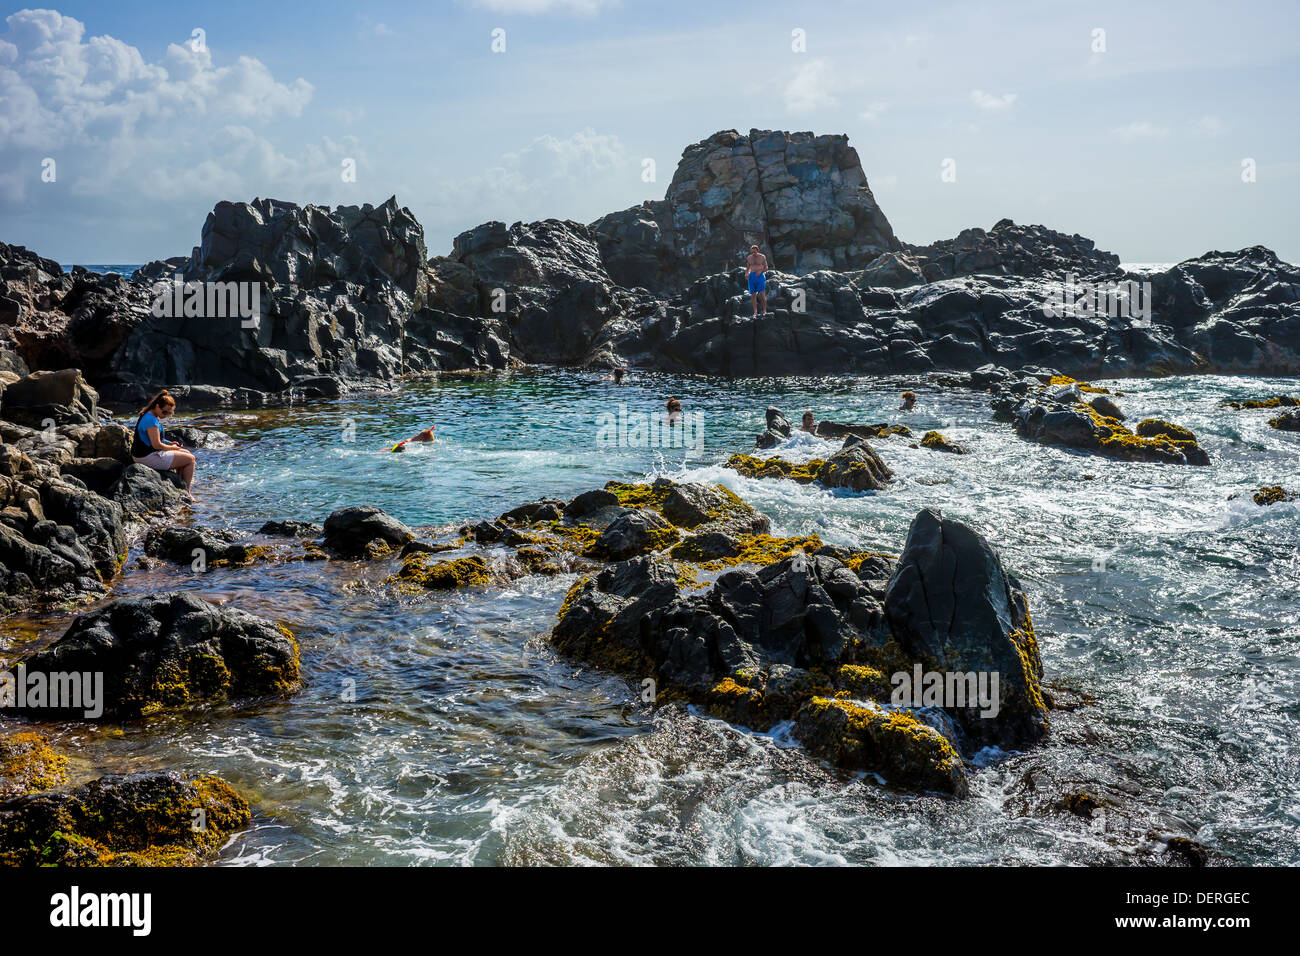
[993,376,1211,465]
[13,592,301,719]
[0,770,250,866]
[5,130,1300,387]
[727,440,893,492]
[904,219,1120,282]
[592,129,900,292]
[1269,410,1300,431]
[545,493,1050,796]
[0,369,98,428]
[884,508,1050,749]
[323,505,415,558]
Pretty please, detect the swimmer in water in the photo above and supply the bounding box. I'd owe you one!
[392,425,435,452]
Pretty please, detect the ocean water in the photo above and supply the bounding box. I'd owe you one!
[2,370,1298,865]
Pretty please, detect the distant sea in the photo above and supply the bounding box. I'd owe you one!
[61,264,141,278]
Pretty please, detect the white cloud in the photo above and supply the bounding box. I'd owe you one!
[0,10,312,153]
[1112,121,1169,142]
[858,102,889,122]
[785,59,836,113]
[969,89,1017,111]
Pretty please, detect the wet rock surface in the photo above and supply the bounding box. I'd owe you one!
[0,768,250,866]
[13,592,301,719]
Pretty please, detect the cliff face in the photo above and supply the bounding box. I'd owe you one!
[591,129,900,292]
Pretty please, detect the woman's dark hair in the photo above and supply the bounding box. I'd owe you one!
[141,389,176,415]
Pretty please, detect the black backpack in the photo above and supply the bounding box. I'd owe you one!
[130,413,160,458]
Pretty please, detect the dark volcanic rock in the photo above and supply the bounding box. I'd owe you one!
[591,129,900,293]
[1269,410,1300,431]
[14,592,300,719]
[259,519,323,538]
[143,525,265,566]
[0,369,98,427]
[588,509,678,560]
[323,505,415,557]
[0,770,250,866]
[6,132,1299,385]
[884,508,1050,749]
[108,463,190,516]
[1009,392,1210,466]
[755,406,793,449]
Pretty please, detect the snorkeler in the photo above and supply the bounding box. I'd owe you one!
[391,425,435,452]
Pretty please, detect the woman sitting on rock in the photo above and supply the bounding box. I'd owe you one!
[131,389,196,500]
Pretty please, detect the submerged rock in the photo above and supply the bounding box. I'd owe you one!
[0,732,69,799]
[795,697,968,797]
[727,441,892,492]
[14,592,301,719]
[918,430,970,454]
[1269,410,1300,431]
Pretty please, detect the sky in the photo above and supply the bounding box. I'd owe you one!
[1,0,1297,265]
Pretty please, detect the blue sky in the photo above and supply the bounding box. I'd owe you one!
[2,0,1297,264]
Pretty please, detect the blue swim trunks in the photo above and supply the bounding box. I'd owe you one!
[747,271,766,294]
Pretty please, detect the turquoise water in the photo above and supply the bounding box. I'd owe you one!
[4,371,1298,865]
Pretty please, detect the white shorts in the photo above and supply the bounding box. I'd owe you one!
[134,450,180,470]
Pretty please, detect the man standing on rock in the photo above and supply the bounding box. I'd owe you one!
[746,244,768,316]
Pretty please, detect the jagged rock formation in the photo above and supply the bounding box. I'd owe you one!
[4,129,1300,395]
[591,128,900,291]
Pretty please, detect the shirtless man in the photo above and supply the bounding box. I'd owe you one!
[745,245,768,316]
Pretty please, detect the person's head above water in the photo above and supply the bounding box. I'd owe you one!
[613,367,625,383]
[666,396,682,412]
[900,390,917,410]
[802,411,815,427]
[141,389,176,418]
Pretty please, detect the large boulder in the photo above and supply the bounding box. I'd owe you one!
[13,592,301,719]
[108,463,190,516]
[816,441,894,491]
[0,369,98,427]
[323,505,415,557]
[0,771,250,866]
[884,508,1050,748]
